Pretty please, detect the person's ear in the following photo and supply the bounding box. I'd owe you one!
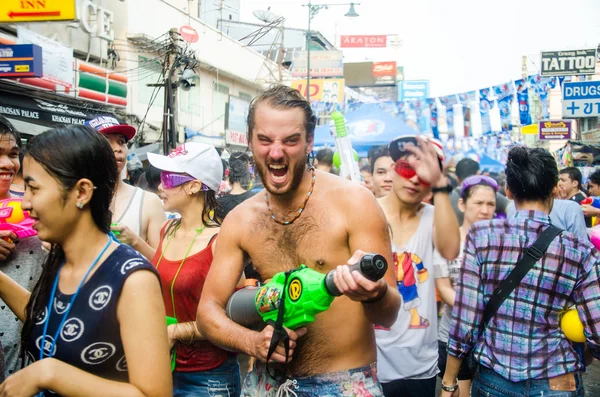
[73,178,96,209]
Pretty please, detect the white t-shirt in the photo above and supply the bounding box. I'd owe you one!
[433,244,465,344]
[376,204,442,382]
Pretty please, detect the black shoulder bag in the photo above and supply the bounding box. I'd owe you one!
[479,224,563,334]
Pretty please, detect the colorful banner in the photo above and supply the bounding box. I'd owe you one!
[439,95,457,135]
[498,96,513,132]
[427,99,439,139]
[515,79,531,126]
[458,91,476,137]
[479,88,493,135]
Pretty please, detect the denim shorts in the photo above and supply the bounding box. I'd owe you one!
[242,361,383,397]
[173,356,241,397]
[472,365,584,397]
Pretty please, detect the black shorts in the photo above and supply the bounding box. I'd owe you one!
[437,341,473,381]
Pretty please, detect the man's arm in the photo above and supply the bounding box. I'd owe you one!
[342,186,401,328]
[433,178,460,260]
[197,209,304,363]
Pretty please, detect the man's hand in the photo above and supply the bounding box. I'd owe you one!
[333,250,388,302]
[582,204,600,218]
[0,230,17,261]
[111,224,141,248]
[250,325,307,363]
[405,136,442,185]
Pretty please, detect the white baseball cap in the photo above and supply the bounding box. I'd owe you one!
[147,143,223,192]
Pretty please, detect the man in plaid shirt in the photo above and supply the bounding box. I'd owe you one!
[442,146,600,397]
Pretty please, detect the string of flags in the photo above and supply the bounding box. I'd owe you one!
[307,74,581,140]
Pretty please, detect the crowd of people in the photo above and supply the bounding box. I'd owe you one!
[0,85,598,397]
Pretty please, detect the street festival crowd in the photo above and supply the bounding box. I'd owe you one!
[0,85,598,397]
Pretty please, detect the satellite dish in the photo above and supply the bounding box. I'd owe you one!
[253,8,281,24]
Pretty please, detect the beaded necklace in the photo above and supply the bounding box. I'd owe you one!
[265,167,316,226]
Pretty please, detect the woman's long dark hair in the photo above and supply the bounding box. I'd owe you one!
[21,125,117,358]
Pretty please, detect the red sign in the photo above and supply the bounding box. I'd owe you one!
[179,26,199,43]
[340,35,387,48]
[372,61,396,76]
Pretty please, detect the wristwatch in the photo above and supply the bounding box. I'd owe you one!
[431,185,453,194]
[441,379,459,392]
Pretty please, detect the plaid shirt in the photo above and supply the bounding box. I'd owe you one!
[448,210,600,381]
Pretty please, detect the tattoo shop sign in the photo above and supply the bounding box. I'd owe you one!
[541,49,597,77]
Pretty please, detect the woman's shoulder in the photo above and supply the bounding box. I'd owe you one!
[107,244,158,278]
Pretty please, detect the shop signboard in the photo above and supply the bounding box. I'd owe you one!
[541,49,597,76]
[0,44,43,78]
[539,120,572,140]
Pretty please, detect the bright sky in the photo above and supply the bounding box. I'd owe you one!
[239,0,600,97]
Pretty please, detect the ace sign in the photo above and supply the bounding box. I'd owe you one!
[541,49,597,77]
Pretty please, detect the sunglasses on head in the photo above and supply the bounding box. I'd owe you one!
[394,160,430,186]
[160,171,209,191]
[460,175,499,197]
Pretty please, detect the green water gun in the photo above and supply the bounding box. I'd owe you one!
[226,254,388,330]
[166,316,177,371]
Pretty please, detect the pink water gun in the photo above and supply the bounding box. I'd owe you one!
[0,198,37,239]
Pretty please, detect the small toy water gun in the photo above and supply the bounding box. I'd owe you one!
[581,197,600,208]
[330,112,362,183]
[226,254,388,330]
[166,316,177,371]
[0,198,37,239]
[560,307,589,369]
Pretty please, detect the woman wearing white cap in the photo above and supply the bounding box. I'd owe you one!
[146,143,241,397]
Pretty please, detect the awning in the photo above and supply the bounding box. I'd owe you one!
[0,91,115,127]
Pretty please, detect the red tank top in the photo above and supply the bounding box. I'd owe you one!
[151,223,231,372]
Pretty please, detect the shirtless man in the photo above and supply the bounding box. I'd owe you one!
[85,117,164,257]
[197,86,401,396]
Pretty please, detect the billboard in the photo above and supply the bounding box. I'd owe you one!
[225,96,250,146]
[340,35,386,48]
[372,61,396,85]
[0,44,43,78]
[541,49,597,77]
[398,80,430,101]
[291,79,344,103]
[291,50,343,78]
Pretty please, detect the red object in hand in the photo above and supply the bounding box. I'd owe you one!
[581,197,593,205]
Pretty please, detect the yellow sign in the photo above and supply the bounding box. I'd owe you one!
[288,279,303,302]
[0,0,76,23]
[15,65,30,72]
[521,124,538,135]
[291,79,345,103]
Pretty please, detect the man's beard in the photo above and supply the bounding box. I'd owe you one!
[255,157,307,196]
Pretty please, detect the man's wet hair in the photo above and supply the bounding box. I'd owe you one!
[247,85,316,142]
[506,146,558,203]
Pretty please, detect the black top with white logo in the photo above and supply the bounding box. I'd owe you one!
[25,244,158,395]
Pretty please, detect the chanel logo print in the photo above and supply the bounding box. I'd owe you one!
[35,307,48,325]
[81,342,116,365]
[54,297,70,315]
[61,318,85,343]
[120,258,144,275]
[36,335,57,357]
[88,285,112,311]
[116,355,128,372]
